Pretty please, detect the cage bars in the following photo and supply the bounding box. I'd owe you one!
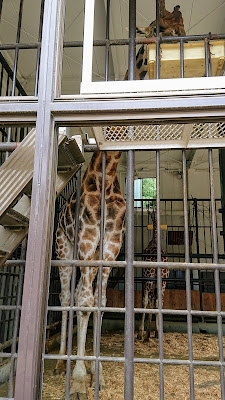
[124,1,135,398]
[183,150,195,399]
[208,149,225,399]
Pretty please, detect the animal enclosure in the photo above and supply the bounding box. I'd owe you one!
[1,1,225,400]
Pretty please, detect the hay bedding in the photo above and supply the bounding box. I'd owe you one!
[42,332,224,399]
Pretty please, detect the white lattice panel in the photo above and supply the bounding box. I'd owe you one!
[93,123,225,150]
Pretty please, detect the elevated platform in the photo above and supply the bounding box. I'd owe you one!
[0,129,84,267]
[147,40,225,79]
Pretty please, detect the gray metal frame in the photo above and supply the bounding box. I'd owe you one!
[0,0,225,399]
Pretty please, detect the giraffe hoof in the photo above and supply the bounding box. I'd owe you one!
[137,333,143,341]
[53,360,67,375]
[70,393,87,400]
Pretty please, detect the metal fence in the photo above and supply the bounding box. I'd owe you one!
[0,0,225,399]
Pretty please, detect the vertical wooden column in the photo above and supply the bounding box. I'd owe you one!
[14,1,65,399]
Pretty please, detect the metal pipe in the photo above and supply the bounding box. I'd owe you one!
[156,150,164,400]
[208,149,225,399]
[8,239,26,398]
[156,0,161,79]
[105,0,110,81]
[34,0,45,96]
[124,1,135,397]
[183,150,195,400]
[180,39,184,78]
[0,142,20,151]
[204,38,209,78]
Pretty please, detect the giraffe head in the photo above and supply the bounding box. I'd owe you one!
[136,5,185,38]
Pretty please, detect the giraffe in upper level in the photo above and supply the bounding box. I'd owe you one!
[138,209,169,341]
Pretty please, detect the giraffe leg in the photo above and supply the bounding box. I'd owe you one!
[90,230,124,391]
[54,266,72,374]
[54,228,73,375]
[144,288,154,342]
[90,267,112,390]
[137,285,148,341]
[70,273,96,399]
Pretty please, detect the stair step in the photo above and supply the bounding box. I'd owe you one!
[0,208,29,229]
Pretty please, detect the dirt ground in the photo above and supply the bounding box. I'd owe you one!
[42,331,225,399]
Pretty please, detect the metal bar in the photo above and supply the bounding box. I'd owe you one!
[156,150,164,400]
[156,0,161,79]
[14,1,65,398]
[124,1,135,397]
[204,38,209,78]
[208,149,225,399]
[94,151,106,399]
[183,150,195,400]
[0,142,20,151]
[34,0,45,96]
[219,149,225,252]
[65,170,81,399]
[180,39,184,78]
[105,0,110,81]
[11,0,24,96]
[63,33,225,49]
[8,240,26,398]
[0,53,27,95]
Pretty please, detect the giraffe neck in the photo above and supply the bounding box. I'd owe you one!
[124,44,147,81]
[84,150,122,187]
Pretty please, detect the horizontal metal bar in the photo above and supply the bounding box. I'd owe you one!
[63,34,225,49]
[0,352,16,358]
[0,143,20,151]
[0,43,41,50]
[52,97,225,126]
[47,305,225,318]
[0,306,20,311]
[5,259,225,270]
[42,353,225,367]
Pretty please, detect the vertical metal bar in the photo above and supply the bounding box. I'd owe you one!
[105,0,110,81]
[14,1,65,399]
[94,151,106,399]
[180,39,184,78]
[156,150,164,400]
[124,1,135,398]
[218,149,225,252]
[183,150,195,400]
[156,0,160,79]
[65,170,81,399]
[208,149,225,399]
[11,0,24,96]
[204,38,209,78]
[0,0,3,21]
[34,0,45,96]
[8,239,26,398]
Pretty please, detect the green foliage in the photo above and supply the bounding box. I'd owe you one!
[142,178,156,208]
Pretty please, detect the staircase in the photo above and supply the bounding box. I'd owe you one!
[0,128,84,267]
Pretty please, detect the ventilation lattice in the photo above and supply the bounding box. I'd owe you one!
[104,124,183,141]
[191,123,225,139]
[103,123,225,142]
